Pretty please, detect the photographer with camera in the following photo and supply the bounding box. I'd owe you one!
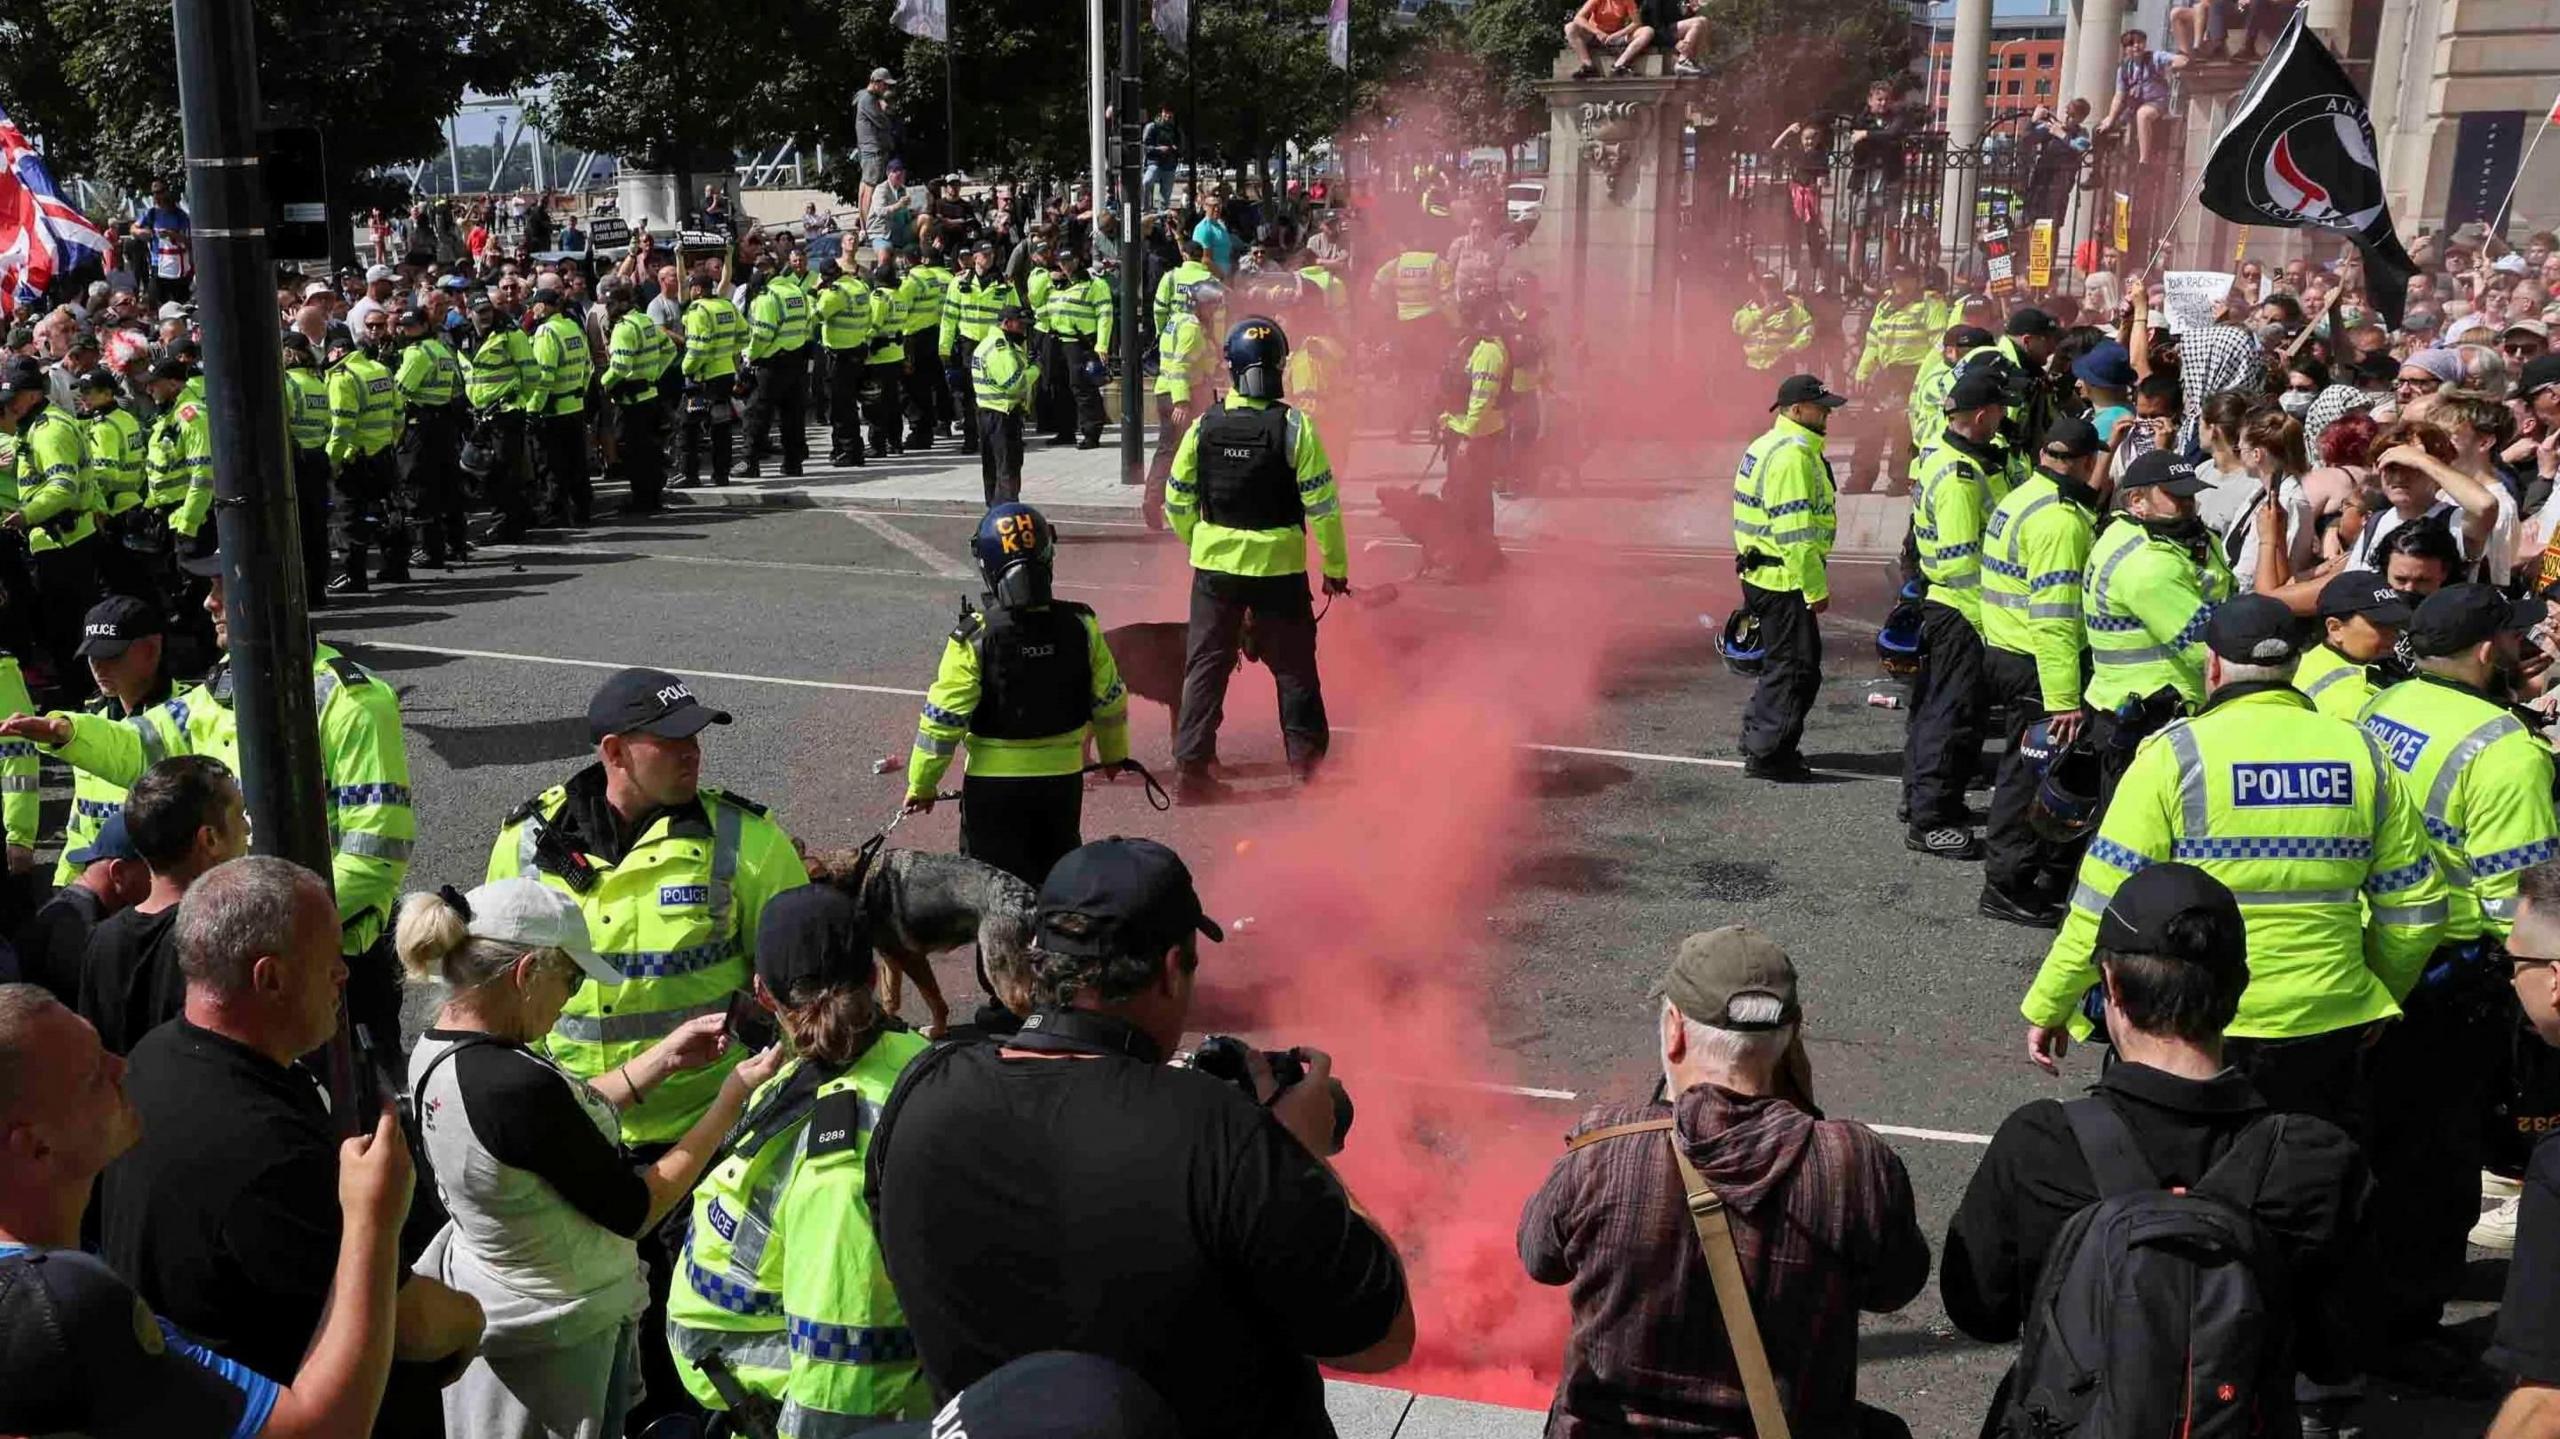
[869,838,1413,1437]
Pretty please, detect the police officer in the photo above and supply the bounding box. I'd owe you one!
[1369,242,1452,440]
[325,320,404,592]
[1732,272,1813,376]
[0,363,96,704]
[813,259,876,468]
[943,241,1023,459]
[484,665,806,1423]
[666,885,932,1427]
[901,244,954,448]
[2292,573,2409,721]
[465,297,539,541]
[594,280,671,516]
[1,543,419,1055]
[863,256,910,460]
[1165,317,1350,802]
[72,367,145,602]
[969,304,1039,508]
[279,332,336,600]
[1732,374,1845,782]
[1145,280,1224,531]
[1043,248,1114,449]
[679,271,749,488]
[1437,287,1511,581]
[1901,368,2013,858]
[1850,267,1939,491]
[528,288,593,522]
[905,502,1132,892]
[2082,451,2234,738]
[1978,416,2114,925]
[48,595,170,887]
[2355,584,2560,1380]
[1156,234,1221,333]
[2021,595,2446,1087]
[741,258,812,479]
[391,307,467,568]
[1908,323,1996,491]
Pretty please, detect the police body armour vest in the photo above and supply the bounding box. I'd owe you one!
[1196,404,1301,531]
[972,603,1093,740]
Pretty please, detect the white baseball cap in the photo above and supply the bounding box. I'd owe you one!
[364,263,395,283]
[454,878,615,985]
[302,281,334,299]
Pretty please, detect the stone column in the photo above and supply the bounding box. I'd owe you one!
[2067,0,2125,116]
[1937,0,1996,267]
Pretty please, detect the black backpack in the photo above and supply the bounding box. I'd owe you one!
[2002,1098,2294,1439]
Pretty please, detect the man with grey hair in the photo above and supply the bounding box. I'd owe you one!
[1519,925,1928,1437]
[98,856,484,1433]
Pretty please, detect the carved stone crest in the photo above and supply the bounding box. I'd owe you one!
[1575,98,1652,202]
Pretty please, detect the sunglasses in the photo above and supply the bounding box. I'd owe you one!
[2394,376,2442,392]
[2505,342,2544,356]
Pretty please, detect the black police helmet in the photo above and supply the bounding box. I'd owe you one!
[972,502,1056,609]
[1225,316,1289,401]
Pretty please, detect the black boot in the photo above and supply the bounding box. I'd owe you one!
[329,550,370,595]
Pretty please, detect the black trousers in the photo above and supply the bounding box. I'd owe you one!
[903,343,947,442]
[332,448,405,569]
[484,410,537,534]
[1175,569,1329,771]
[958,772,1085,888]
[31,541,98,692]
[2362,992,2498,1339]
[825,350,868,464]
[1062,335,1106,440]
[1738,581,1822,765]
[291,449,333,600]
[617,399,665,512]
[744,354,808,473]
[1901,601,1986,830]
[397,406,465,561]
[952,336,983,454]
[680,375,737,484]
[1443,433,1503,571]
[1039,331,1077,441]
[977,407,1025,507]
[1982,646,2080,898]
[536,410,592,523]
[1144,395,1186,529]
[799,342,826,423]
[864,361,904,457]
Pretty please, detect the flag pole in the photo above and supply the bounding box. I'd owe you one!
[2490,108,2554,238]
[2139,183,2204,279]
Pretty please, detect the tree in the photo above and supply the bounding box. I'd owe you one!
[1148,0,1415,194]
[1696,0,1911,134]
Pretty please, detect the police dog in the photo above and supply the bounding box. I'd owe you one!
[809,845,1037,1037]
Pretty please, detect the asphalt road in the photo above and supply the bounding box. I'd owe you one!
[265,474,2501,1438]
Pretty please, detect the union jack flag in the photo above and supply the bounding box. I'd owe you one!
[0,105,112,321]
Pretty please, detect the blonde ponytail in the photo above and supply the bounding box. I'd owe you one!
[395,890,547,989]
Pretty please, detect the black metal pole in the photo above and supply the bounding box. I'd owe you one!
[1118,0,1145,486]
[171,0,339,1100]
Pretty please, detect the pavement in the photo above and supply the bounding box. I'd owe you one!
[21,410,2502,1438]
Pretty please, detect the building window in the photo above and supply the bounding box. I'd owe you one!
[2008,53,2027,67]
[2036,53,2056,67]
[2005,79,2023,94]
[2034,78,2052,93]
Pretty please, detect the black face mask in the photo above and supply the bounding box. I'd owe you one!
[2137,510,2205,541]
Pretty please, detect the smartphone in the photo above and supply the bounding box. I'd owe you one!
[723,991,779,1053]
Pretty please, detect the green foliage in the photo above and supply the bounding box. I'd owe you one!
[1696,0,1913,132]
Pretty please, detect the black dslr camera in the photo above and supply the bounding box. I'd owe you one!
[1189,1036,1356,1152]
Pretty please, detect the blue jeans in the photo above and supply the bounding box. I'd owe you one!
[1143,164,1174,210]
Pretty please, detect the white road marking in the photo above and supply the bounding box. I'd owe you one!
[353,642,930,698]
[843,511,975,581]
[608,548,1155,594]
[1405,1077,1995,1144]
[1864,1123,1996,1145]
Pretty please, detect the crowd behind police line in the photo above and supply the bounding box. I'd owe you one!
[1725,205,2560,1415]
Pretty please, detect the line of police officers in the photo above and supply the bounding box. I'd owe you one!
[1729,317,2560,1397]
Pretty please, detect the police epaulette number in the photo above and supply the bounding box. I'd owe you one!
[323,655,371,688]
[805,1088,869,1157]
[709,787,770,818]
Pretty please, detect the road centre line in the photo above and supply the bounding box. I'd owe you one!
[1402,1079,1994,1145]
[841,510,978,580]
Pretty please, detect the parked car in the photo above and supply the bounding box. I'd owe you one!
[1506,181,1545,225]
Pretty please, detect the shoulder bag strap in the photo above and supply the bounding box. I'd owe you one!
[1557,1117,1793,1439]
[2062,1095,2161,1198]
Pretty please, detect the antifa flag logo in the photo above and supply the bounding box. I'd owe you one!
[2199,7,2417,329]
[2245,98,2388,234]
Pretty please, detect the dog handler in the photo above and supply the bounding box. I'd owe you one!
[905,502,1134,889]
[486,666,808,1427]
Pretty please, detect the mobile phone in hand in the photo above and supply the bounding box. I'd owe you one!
[724,991,779,1053]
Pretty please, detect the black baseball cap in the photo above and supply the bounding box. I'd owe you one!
[144,356,191,385]
[995,303,1031,324]
[1944,368,2009,412]
[586,667,732,741]
[754,884,874,997]
[2005,306,2059,338]
[868,1353,1178,1439]
[1770,374,1848,411]
[76,595,165,659]
[0,1248,301,1435]
[2406,582,2547,657]
[1944,324,1996,351]
[2096,861,2245,966]
[0,363,39,404]
[1035,837,1224,958]
[2117,450,2209,496]
[2519,352,2560,401]
[2205,593,2303,665]
[2316,571,2414,624]
[2041,415,2104,458]
[173,531,224,577]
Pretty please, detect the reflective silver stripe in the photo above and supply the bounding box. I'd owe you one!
[2485,895,2523,922]
[514,815,543,876]
[914,733,958,756]
[779,1400,895,1438]
[709,800,745,938]
[1983,591,2028,609]
[337,831,411,861]
[2225,887,2359,907]
[551,996,729,1045]
[2027,602,2079,619]
[2088,530,2144,620]
[313,666,342,713]
[2089,640,2173,664]
[130,713,169,766]
[0,776,36,793]
[2423,713,2524,833]
[730,1125,811,1287]
[2357,729,2394,851]
[2070,881,2110,914]
[1931,573,1980,590]
[2302,665,2357,698]
[1732,521,1771,537]
[2376,899,2452,927]
[667,1322,792,1373]
[2165,724,2208,837]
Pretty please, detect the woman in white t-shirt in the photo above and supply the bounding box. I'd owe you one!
[399,880,784,1439]
[2219,407,2321,585]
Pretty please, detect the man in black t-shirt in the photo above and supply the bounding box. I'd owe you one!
[871,839,1413,1437]
[77,755,244,1055]
[13,811,146,1005]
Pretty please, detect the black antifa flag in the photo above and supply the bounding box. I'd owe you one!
[2199,6,2418,329]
